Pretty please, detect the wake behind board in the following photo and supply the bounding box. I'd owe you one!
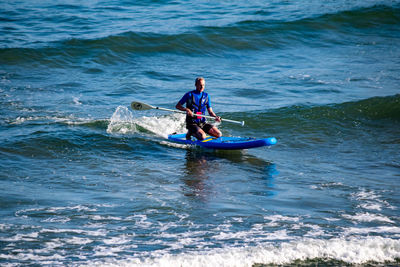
[168,133,277,150]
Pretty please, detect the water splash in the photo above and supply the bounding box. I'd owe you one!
[134,112,186,138]
[106,106,186,138]
[106,106,137,134]
[92,237,400,267]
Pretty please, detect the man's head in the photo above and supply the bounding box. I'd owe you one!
[195,77,205,92]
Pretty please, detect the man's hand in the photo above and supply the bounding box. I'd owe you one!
[176,102,193,117]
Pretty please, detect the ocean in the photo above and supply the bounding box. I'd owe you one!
[1,0,400,266]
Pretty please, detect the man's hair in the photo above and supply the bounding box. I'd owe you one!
[195,77,205,85]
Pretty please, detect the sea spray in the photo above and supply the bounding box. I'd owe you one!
[107,105,186,137]
[107,106,137,134]
[133,112,186,138]
[95,237,400,267]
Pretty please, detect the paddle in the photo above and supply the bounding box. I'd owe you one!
[131,101,245,126]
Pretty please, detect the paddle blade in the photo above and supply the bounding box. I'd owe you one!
[130,101,154,111]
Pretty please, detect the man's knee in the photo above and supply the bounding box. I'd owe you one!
[194,131,206,140]
[210,127,222,138]
[199,132,207,140]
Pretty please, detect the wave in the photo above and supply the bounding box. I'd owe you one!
[0,106,187,158]
[1,5,398,66]
[77,95,400,148]
[1,94,398,160]
[3,94,399,145]
[294,93,400,122]
[110,95,400,134]
[201,4,400,49]
[92,236,400,267]
[242,94,400,130]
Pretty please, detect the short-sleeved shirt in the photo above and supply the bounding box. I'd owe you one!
[178,90,211,110]
[179,90,211,125]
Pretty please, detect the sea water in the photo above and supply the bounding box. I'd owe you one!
[1,1,399,266]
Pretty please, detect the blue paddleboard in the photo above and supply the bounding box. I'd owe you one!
[168,133,277,150]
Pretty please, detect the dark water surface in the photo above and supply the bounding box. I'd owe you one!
[1,1,400,266]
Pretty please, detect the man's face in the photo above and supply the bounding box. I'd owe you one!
[196,79,205,92]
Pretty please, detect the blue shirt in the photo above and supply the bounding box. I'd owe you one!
[179,90,211,124]
[178,90,211,111]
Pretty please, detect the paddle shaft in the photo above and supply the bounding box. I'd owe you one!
[131,101,244,126]
[157,106,244,126]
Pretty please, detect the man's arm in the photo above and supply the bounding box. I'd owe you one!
[207,107,221,122]
[176,102,193,117]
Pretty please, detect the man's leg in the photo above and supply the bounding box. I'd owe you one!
[193,129,207,140]
[187,124,207,140]
[205,124,222,138]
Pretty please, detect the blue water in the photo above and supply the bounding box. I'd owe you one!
[1,1,400,266]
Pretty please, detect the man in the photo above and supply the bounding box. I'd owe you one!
[176,77,222,140]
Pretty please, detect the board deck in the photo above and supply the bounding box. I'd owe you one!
[168,133,277,150]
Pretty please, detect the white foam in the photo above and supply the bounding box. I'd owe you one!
[343,226,400,235]
[263,214,300,227]
[40,228,107,237]
[90,215,124,221]
[94,203,119,208]
[0,224,12,230]
[128,214,153,228]
[359,203,383,210]
[43,239,64,250]
[351,189,395,211]
[303,224,327,237]
[353,190,378,201]
[325,217,341,222]
[107,106,186,138]
[14,116,28,124]
[8,114,88,125]
[103,235,131,245]
[158,230,209,240]
[16,205,97,217]
[158,221,180,232]
[310,182,344,190]
[11,252,64,262]
[133,112,186,138]
[0,232,39,242]
[42,216,71,223]
[343,212,395,224]
[107,106,137,134]
[213,227,294,243]
[65,237,93,245]
[91,236,400,267]
[73,96,82,105]
[232,217,244,223]
[263,229,293,240]
[158,140,189,149]
[94,245,128,257]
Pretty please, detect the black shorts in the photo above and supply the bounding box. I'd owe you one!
[187,123,214,135]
